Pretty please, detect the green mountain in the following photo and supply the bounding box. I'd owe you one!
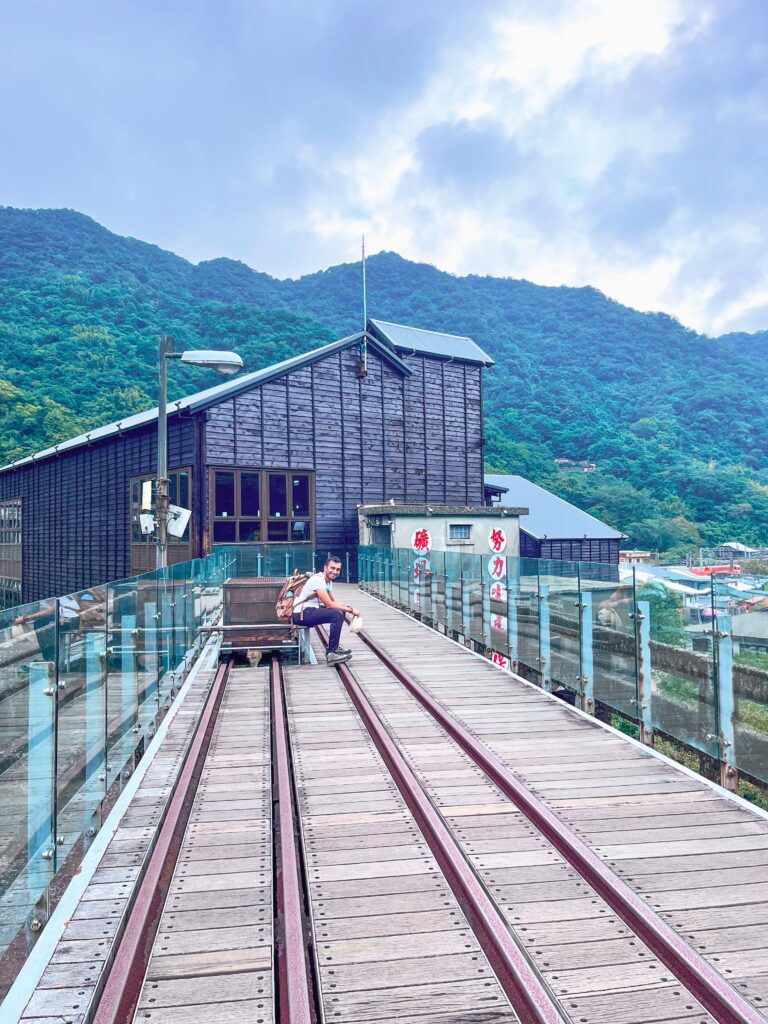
[1,205,767,555]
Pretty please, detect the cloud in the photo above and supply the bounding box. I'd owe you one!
[0,0,765,334]
[302,0,768,334]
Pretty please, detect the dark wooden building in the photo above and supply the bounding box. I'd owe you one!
[0,320,494,604]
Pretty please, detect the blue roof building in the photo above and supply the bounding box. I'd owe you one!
[485,474,624,564]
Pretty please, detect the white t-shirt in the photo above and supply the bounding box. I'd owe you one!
[296,572,332,612]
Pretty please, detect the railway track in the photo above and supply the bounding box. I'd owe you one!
[77,626,765,1024]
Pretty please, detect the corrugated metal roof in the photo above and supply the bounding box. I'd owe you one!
[485,474,624,541]
[0,331,411,475]
[368,319,495,366]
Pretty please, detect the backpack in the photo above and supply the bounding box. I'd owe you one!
[276,570,313,622]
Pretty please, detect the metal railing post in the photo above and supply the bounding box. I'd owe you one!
[161,589,173,695]
[539,583,552,691]
[121,613,139,741]
[578,590,595,716]
[507,579,518,668]
[430,564,439,626]
[482,576,491,650]
[715,615,738,792]
[144,602,159,715]
[636,599,654,746]
[631,567,641,712]
[460,569,469,642]
[27,661,56,869]
[85,630,107,821]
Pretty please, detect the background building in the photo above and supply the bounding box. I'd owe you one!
[485,474,624,563]
[358,502,526,556]
[0,320,493,603]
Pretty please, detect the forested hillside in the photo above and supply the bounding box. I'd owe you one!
[1,206,766,556]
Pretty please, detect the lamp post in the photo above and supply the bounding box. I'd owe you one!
[156,335,243,569]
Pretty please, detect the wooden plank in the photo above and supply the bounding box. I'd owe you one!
[345,588,768,1018]
[135,668,274,1020]
[283,664,516,1022]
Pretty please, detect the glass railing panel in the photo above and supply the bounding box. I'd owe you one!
[54,585,108,862]
[459,552,481,646]
[645,578,717,757]
[393,549,407,608]
[170,562,189,675]
[718,588,768,782]
[590,565,638,719]
[443,551,462,636]
[0,597,57,958]
[427,549,446,628]
[485,556,512,663]
[540,560,581,695]
[355,547,768,783]
[105,578,144,791]
[515,558,541,680]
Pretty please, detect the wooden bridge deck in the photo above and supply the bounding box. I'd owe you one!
[9,583,768,1024]
[343,588,768,1016]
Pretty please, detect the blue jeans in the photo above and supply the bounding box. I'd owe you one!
[293,607,344,651]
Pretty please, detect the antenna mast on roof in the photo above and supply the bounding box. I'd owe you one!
[357,235,368,376]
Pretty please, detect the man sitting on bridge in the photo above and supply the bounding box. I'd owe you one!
[293,555,361,665]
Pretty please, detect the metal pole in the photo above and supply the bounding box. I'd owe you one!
[715,615,738,792]
[636,600,654,746]
[156,336,171,570]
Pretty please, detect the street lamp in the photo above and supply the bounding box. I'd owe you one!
[156,335,243,568]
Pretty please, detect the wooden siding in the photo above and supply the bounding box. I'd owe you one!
[0,341,486,602]
[0,417,196,602]
[521,531,620,565]
[203,346,485,559]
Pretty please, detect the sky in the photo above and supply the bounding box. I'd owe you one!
[1,0,766,336]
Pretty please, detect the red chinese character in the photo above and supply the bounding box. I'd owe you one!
[489,528,506,552]
[492,614,503,630]
[492,652,509,669]
[490,583,502,600]
[490,556,505,579]
[413,528,430,552]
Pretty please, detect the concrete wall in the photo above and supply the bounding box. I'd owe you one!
[359,512,520,558]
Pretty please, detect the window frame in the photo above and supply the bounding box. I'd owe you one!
[209,468,315,545]
[447,522,472,545]
[0,497,22,609]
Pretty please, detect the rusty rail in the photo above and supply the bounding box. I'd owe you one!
[271,659,315,1024]
[354,625,765,1024]
[315,626,566,1024]
[92,659,230,1024]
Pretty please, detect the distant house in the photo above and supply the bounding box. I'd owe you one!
[554,458,596,474]
[484,474,623,563]
[0,319,494,604]
[619,549,653,564]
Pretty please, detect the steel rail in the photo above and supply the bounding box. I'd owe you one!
[271,659,314,1024]
[315,626,566,1024]
[92,658,230,1024]
[355,625,765,1024]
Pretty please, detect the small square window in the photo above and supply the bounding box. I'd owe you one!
[449,524,471,540]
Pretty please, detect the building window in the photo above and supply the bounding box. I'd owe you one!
[210,469,313,544]
[449,524,471,540]
[0,498,22,609]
